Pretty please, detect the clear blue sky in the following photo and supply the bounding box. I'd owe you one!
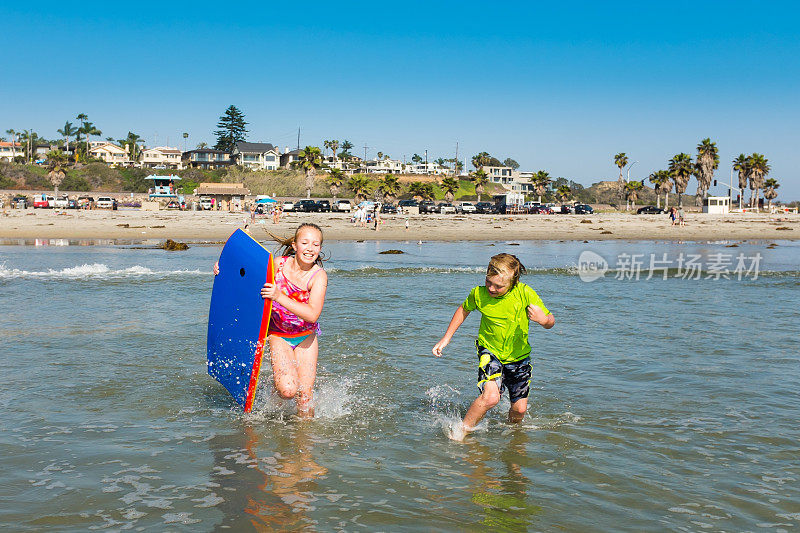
[2,1,798,200]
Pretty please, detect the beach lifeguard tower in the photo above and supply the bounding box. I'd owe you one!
[703,196,730,214]
[146,175,180,200]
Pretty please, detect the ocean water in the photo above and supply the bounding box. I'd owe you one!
[1,238,798,531]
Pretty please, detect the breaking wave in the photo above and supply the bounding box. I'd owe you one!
[0,262,207,280]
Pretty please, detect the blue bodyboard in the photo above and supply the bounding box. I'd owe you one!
[207,229,274,411]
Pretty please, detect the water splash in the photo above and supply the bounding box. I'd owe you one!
[0,262,206,280]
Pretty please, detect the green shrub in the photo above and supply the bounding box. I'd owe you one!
[60,174,91,192]
[0,174,16,189]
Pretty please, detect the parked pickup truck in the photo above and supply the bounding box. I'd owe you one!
[96,196,117,209]
[53,195,70,209]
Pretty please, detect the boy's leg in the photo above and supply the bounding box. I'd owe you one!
[505,357,532,424]
[293,335,319,417]
[269,336,299,400]
[462,380,501,430]
[508,398,528,423]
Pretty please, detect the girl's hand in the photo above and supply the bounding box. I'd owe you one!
[527,304,547,324]
[261,283,279,301]
[432,338,449,357]
[212,261,219,275]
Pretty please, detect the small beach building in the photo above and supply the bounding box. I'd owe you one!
[140,146,184,170]
[146,175,180,200]
[703,196,730,214]
[194,182,250,211]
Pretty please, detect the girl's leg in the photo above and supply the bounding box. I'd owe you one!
[462,381,501,430]
[269,336,299,400]
[508,398,528,423]
[293,335,319,417]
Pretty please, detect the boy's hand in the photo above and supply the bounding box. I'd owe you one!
[527,304,547,324]
[212,261,220,275]
[432,338,449,357]
[261,283,279,301]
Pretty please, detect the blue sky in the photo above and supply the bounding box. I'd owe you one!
[2,1,798,199]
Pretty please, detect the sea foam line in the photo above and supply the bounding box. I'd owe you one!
[0,263,207,280]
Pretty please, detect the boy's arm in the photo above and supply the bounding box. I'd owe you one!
[432,305,471,357]
[527,305,554,329]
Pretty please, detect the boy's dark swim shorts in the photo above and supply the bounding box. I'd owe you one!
[476,343,532,403]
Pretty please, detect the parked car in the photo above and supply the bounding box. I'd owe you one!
[67,199,79,209]
[557,204,574,214]
[96,196,117,210]
[574,204,594,215]
[529,205,554,214]
[282,200,295,212]
[398,199,419,209]
[419,200,437,213]
[474,202,496,214]
[294,199,319,212]
[53,195,70,209]
[12,196,29,209]
[199,196,213,210]
[438,202,456,214]
[456,202,477,214]
[381,203,398,214]
[33,194,52,208]
[523,201,541,212]
[637,205,664,215]
[334,200,351,212]
[315,200,331,212]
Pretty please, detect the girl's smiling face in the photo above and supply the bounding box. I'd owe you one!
[485,271,513,297]
[292,227,322,265]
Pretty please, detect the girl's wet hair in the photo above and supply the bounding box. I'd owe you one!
[268,223,325,266]
[487,253,526,287]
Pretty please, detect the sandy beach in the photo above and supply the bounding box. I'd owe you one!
[1,208,797,242]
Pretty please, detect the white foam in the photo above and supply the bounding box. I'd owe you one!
[0,262,206,280]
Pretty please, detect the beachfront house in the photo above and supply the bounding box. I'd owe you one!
[140,146,183,170]
[145,175,180,200]
[231,142,280,170]
[89,143,133,167]
[482,165,533,193]
[0,141,23,162]
[182,149,232,170]
[365,157,405,174]
[280,147,302,169]
[194,182,250,212]
[407,162,453,175]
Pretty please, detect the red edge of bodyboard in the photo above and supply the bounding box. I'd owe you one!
[244,252,274,412]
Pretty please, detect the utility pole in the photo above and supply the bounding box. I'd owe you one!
[454,141,459,176]
[297,126,300,150]
[364,143,369,163]
[424,149,428,175]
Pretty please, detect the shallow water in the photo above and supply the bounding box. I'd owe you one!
[1,239,799,531]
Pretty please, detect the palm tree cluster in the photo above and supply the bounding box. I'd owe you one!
[732,153,771,209]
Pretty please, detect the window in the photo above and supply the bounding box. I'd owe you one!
[265,155,275,161]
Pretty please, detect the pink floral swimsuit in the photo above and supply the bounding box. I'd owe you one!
[268,257,322,344]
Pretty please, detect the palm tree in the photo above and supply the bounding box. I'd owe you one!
[556,184,572,203]
[326,168,344,203]
[648,170,672,209]
[694,138,719,206]
[75,113,88,160]
[6,129,18,160]
[81,122,101,156]
[531,170,551,203]
[732,154,750,209]
[748,153,770,211]
[763,178,779,211]
[339,140,353,162]
[614,152,628,206]
[46,150,67,199]
[408,181,434,201]
[440,176,459,202]
[119,132,143,162]
[290,146,323,198]
[182,132,189,151]
[411,153,423,165]
[347,173,373,202]
[625,180,644,210]
[668,153,693,207]
[376,151,383,161]
[377,174,402,204]
[197,142,208,149]
[470,169,489,201]
[471,151,490,170]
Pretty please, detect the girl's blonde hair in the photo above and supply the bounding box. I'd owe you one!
[268,223,325,266]
[487,253,526,287]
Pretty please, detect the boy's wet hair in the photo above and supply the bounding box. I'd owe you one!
[268,223,325,266]
[487,253,526,287]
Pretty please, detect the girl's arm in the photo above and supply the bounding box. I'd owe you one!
[432,305,470,357]
[262,270,328,323]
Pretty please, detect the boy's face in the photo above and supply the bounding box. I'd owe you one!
[485,271,513,297]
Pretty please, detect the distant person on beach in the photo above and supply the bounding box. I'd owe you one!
[678,206,685,226]
[432,253,554,440]
[670,207,677,225]
[214,223,328,416]
[373,206,381,231]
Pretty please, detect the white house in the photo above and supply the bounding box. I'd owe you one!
[365,157,405,174]
[408,162,453,175]
[482,165,533,193]
[231,142,281,170]
[89,143,132,167]
[0,141,23,162]
[140,146,183,170]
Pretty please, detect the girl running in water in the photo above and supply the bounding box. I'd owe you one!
[215,223,327,416]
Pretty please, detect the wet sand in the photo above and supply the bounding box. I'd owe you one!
[1,208,797,242]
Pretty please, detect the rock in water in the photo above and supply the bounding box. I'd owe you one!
[161,239,189,251]
[379,249,404,254]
